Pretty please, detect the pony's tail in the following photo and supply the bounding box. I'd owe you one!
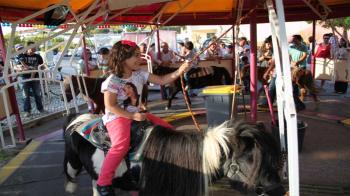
[203,121,231,178]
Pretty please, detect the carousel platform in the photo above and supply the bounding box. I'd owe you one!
[0,82,350,195]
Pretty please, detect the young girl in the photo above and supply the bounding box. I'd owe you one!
[97,47,110,77]
[97,40,190,196]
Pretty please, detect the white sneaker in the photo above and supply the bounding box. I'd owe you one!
[23,112,30,118]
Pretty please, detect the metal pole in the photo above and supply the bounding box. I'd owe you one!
[231,26,235,80]
[82,32,90,76]
[249,9,257,122]
[0,24,25,141]
[311,20,316,78]
[156,26,165,100]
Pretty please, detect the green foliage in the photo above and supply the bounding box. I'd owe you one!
[322,17,350,30]
[91,28,110,34]
[125,26,138,32]
[3,33,22,49]
[159,26,183,33]
[321,17,350,41]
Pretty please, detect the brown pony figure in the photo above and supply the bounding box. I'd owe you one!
[254,62,318,103]
[291,67,318,102]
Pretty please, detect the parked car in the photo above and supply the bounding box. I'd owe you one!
[200,38,233,50]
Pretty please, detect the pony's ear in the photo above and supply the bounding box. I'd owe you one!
[228,121,262,154]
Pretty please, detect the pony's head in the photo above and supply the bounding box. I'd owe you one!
[222,121,285,196]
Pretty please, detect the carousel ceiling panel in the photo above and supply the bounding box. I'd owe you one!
[108,0,172,10]
[0,0,94,12]
[163,0,236,13]
[0,0,349,24]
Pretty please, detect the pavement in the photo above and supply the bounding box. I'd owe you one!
[0,81,350,196]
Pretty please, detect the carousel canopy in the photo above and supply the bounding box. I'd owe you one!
[0,0,349,25]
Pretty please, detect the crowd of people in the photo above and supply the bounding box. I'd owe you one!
[235,33,350,112]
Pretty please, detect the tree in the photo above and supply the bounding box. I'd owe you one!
[125,25,138,32]
[320,17,350,42]
[3,33,22,50]
[159,26,182,33]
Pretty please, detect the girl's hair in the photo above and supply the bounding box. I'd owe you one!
[98,47,110,55]
[108,40,139,77]
[184,41,194,50]
[123,82,140,109]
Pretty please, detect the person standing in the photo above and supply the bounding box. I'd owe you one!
[77,48,97,74]
[315,33,332,88]
[289,34,308,69]
[154,42,177,99]
[154,42,176,67]
[334,38,349,93]
[175,41,199,93]
[17,41,46,117]
[97,47,110,77]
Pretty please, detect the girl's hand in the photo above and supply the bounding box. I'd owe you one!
[132,112,147,121]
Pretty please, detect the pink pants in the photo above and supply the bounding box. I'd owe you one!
[97,113,172,186]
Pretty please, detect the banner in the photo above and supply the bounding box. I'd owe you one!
[314,58,335,81]
[334,59,350,82]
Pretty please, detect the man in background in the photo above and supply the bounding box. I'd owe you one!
[17,41,46,117]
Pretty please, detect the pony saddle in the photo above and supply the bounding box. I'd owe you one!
[73,118,153,160]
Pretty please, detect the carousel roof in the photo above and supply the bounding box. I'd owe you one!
[0,0,349,25]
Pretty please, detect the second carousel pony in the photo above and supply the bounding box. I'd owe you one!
[154,66,232,109]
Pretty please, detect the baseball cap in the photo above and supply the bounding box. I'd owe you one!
[15,44,24,50]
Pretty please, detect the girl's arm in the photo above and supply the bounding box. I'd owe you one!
[104,91,146,121]
[147,61,190,85]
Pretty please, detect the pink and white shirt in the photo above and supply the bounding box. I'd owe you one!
[101,70,149,124]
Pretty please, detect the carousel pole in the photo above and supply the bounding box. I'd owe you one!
[0,24,25,141]
[231,26,235,80]
[82,30,90,76]
[249,7,257,122]
[82,28,95,112]
[311,20,316,78]
[267,0,300,195]
[156,25,166,100]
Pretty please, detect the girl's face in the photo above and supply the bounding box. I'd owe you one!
[265,42,272,50]
[123,84,137,98]
[124,48,142,71]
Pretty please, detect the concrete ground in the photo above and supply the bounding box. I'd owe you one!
[0,81,349,196]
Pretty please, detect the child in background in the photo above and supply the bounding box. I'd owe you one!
[175,41,199,91]
[97,47,110,77]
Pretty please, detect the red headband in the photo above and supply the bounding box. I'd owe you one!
[121,40,137,48]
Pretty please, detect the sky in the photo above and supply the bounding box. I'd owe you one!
[2,21,338,45]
